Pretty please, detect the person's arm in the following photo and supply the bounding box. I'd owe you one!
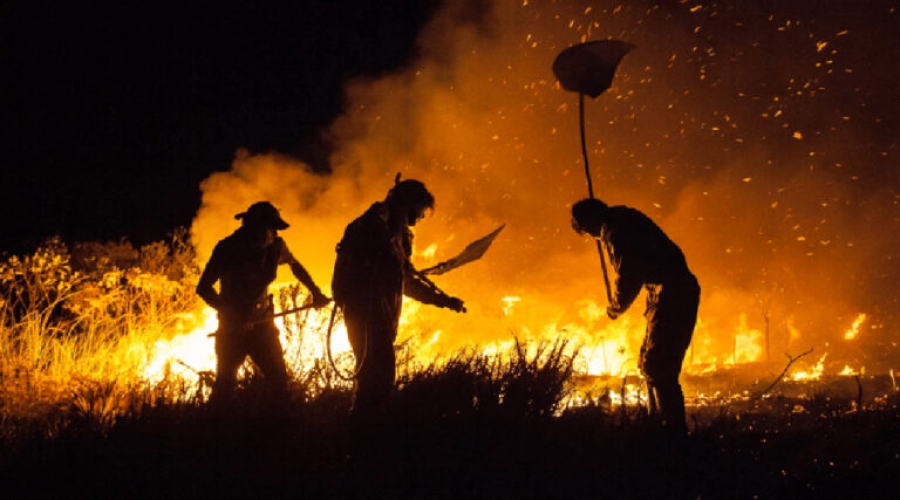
[403,266,466,312]
[280,240,330,307]
[397,226,464,312]
[607,269,641,319]
[196,246,225,311]
[604,226,642,319]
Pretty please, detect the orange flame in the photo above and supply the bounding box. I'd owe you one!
[843,313,867,340]
[790,353,827,381]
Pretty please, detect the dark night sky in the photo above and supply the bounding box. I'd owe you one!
[0,0,443,253]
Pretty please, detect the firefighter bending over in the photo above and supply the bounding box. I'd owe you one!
[197,201,330,404]
[332,178,466,420]
[572,198,700,435]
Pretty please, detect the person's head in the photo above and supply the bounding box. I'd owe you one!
[386,177,435,226]
[235,201,289,244]
[571,198,609,236]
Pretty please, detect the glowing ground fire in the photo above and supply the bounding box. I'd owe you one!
[141,281,872,401]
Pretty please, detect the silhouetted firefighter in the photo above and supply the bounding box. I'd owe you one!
[197,201,330,405]
[332,177,466,421]
[572,198,700,435]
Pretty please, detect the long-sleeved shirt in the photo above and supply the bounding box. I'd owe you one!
[600,206,693,314]
[197,228,318,316]
[332,202,452,319]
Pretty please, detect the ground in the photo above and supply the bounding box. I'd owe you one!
[3,386,899,499]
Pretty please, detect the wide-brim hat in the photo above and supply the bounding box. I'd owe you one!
[235,201,290,230]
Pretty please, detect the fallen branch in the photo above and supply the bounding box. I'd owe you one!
[756,348,814,397]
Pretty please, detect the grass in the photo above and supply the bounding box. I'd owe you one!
[2,236,900,498]
[2,365,899,499]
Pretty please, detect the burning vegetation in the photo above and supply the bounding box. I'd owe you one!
[2,235,898,498]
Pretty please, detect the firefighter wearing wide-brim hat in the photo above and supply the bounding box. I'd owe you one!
[197,201,330,404]
[332,178,466,421]
[572,198,700,436]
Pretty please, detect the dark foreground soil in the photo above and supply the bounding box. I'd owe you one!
[3,392,899,499]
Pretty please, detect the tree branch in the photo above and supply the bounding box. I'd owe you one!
[757,348,815,397]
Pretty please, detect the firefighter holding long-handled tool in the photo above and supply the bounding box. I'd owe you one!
[571,198,700,436]
[197,201,331,406]
[555,41,700,436]
[331,176,467,423]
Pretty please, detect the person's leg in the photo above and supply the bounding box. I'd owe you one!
[211,330,246,406]
[639,331,660,415]
[642,344,687,435]
[344,304,374,419]
[364,328,396,414]
[653,375,687,435]
[247,322,289,399]
[350,318,395,422]
[644,279,700,435]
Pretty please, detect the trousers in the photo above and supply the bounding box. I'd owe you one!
[211,318,288,403]
[639,274,700,434]
[342,297,399,421]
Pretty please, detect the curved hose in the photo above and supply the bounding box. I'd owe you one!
[325,303,366,382]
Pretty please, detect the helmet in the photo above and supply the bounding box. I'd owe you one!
[387,179,434,210]
[234,201,290,230]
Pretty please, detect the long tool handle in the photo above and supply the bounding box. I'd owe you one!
[206,303,319,337]
[579,92,594,199]
[271,303,316,319]
[596,239,613,304]
[579,92,613,304]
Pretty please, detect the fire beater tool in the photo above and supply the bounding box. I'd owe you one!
[419,224,505,276]
[552,39,634,306]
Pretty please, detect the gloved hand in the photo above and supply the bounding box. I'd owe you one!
[444,296,467,313]
[606,306,621,320]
